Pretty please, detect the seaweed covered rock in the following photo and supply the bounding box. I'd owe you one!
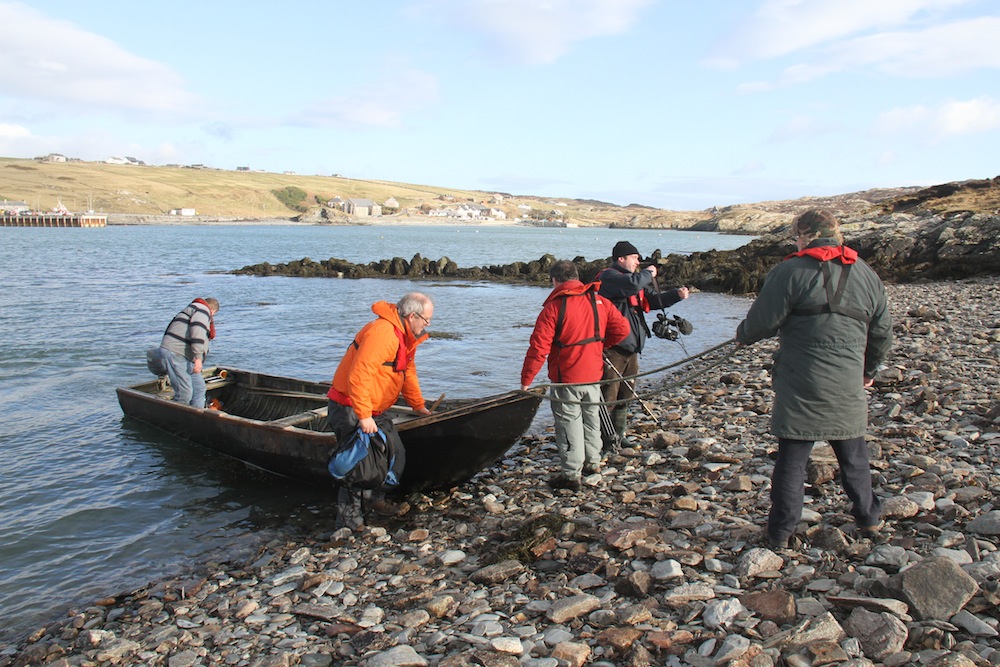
[234,212,1000,294]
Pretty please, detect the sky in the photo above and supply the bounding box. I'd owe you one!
[1,0,998,210]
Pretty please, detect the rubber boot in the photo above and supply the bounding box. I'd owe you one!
[612,408,635,447]
[335,486,366,530]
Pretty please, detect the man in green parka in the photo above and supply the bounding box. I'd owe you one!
[736,209,893,549]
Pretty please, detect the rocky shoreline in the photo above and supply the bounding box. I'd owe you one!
[234,212,1000,295]
[4,276,999,667]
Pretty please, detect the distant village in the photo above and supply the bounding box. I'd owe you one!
[10,153,575,225]
[327,194,511,223]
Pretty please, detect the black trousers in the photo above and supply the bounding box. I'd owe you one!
[768,436,882,541]
[600,348,639,450]
[327,402,406,529]
[601,347,639,408]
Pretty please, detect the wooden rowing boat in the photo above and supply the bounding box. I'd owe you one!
[116,367,544,494]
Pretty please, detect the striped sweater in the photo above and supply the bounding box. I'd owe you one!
[159,300,214,361]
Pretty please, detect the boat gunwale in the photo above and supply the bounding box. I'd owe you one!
[117,366,546,492]
[117,367,545,436]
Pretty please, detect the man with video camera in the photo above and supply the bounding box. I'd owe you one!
[598,241,690,448]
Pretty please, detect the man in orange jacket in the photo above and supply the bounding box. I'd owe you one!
[521,261,629,490]
[327,292,434,529]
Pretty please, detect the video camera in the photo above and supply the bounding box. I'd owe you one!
[651,313,694,341]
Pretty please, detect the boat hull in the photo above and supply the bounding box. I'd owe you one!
[117,367,543,494]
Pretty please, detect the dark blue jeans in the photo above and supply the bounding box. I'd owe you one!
[768,436,882,541]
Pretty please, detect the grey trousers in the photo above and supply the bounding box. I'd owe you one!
[768,436,882,541]
[550,384,602,478]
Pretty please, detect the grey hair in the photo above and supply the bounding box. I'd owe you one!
[549,259,579,283]
[397,292,432,318]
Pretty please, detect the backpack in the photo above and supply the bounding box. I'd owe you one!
[146,347,167,376]
[328,428,399,490]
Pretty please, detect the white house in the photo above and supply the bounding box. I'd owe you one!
[426,204,505,221]
[345,198,381,217]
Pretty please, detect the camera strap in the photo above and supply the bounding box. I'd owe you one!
[650,273,672,322]
[650,274,691,355]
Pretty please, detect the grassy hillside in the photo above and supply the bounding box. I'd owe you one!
[0,157,632,226]
[0,158,487,216]
[2,157,997,231]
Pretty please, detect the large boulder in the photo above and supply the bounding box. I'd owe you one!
[887,556,979,621]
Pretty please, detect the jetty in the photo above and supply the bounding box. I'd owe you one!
[0,213,107,228]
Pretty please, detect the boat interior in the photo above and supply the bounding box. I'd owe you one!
[137,367,461,432]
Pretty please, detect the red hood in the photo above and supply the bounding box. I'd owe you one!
[544,280,599,304]
[787,245,858,264]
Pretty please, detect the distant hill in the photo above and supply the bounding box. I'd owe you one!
[2,157,997,232]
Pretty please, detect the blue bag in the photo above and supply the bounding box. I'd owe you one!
[328,428,399,490]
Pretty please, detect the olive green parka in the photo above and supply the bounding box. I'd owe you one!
[736,239,892,441]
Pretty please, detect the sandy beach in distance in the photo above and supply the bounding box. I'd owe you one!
[106,214,529,227]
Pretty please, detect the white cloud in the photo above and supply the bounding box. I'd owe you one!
[0,2,199,115]
[0,123,32,139]
[706,0,975,66]
[411,0,653,64]
[875,97,1000,138]
[733,161,766,176]
[0,123,64,159]
[767,115,840,143]
[292,68,441,129]
[938,97,1000,134]
[833,16,1000,78]
[724,9,1000,93]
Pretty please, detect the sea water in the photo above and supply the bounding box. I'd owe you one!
[0,224,755,641]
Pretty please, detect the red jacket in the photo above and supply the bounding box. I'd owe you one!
[521,280,630,386]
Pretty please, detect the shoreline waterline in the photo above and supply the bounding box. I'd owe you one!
[0,225,757,649]
[2,276,998,665]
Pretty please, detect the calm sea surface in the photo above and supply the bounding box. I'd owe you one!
[0,224,755,642]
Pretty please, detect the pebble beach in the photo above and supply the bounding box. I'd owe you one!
[4,276,1000,667]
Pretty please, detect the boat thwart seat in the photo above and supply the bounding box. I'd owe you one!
[267,406,329,428]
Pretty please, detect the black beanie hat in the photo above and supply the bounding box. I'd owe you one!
[612,241,640,259]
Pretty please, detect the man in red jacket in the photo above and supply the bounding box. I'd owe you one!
[521,260,630,489]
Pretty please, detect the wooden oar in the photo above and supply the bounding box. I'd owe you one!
[268,406,329,428]
[246,387,328,400]
[430,393,446,411]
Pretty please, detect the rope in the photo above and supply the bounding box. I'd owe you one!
[525,338,740,407]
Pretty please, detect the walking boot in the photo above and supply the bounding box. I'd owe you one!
[548,475,581,491]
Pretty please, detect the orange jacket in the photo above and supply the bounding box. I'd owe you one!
[329,301,428,420]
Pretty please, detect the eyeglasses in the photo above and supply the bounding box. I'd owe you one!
[413,312,431,326]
